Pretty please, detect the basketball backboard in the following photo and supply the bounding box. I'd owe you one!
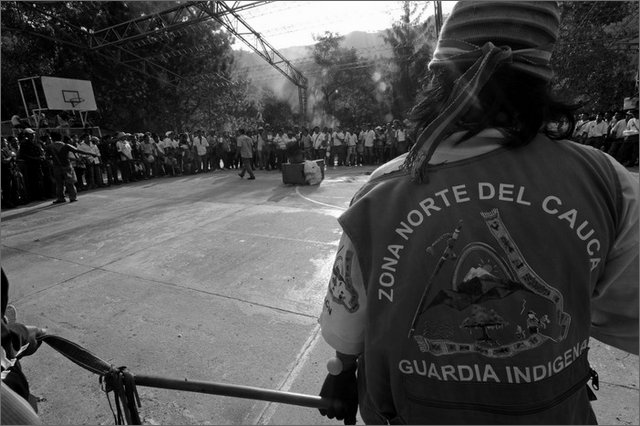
[40,76,97,111]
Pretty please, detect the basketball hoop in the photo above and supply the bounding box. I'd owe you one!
[62,89,85,109]
[67,97,85,108]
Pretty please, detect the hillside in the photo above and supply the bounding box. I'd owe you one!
[232,29,393,102]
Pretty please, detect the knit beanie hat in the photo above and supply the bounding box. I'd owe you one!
[405,1,561,183]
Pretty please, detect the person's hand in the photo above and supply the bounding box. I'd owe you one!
[5,323,47,358]
[319,364,358,424]
[21,325,47,357]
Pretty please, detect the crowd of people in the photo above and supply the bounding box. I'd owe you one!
[572,109,639,167]
[1,108,638,208]
[0,120,412,207]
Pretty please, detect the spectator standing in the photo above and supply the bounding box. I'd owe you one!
[77,134,96,189]
[602,111,620,153]
[178,133,194,175]
[1,137,16,208]
[608,112,629,162]
[140,134,157,179]
[98,136,117,185]
[364,124,376,165]
[237,128,256,180]
[395,122,408,155]
[1,137,26,208]
[584,113,608,148]
[150,133,166,176]
[161,131,179,176]
[116,132,134,183]
[317,2,638,424]
[220,132,232,170]
[17,128,45,202]
[87,136,104,188]
[265,127,276,170]
[328,128,338,166]
[619,109,639,167]
[386,122,398,160]
[573,113,589,143]
[193,130,209,173]
[318,127,330,162]
[250,130,259,169]
[301,127,313,160]
[274,129,286,169]
[207,130,219,171]
[346,128,357,166]
[374,126,385,164]
[66,136,81,190]
[336,127,347,166]
[130,134,146,180]
[311,126,322,160]
[39,134,56,199]
[256,127,266,170]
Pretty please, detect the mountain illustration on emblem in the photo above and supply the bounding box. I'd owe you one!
[412,221,569,358]
[425,265,533,313]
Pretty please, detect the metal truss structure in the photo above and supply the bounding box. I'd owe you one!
[200,2,309,121]
[7,1,309,120]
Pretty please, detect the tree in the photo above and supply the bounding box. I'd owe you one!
[460,305,508,344]
[551,1,639,113]
[383,1,435,118]
[261,88,294,129]
[1,1,241,133]
[309,32,384,127]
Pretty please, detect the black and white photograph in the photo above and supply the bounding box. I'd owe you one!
[1,1,638,424]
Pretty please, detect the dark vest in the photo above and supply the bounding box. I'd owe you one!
[339,134,621,424]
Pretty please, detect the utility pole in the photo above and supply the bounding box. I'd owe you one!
[434,1,443,39]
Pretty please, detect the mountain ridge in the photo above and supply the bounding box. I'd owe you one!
[232,29,393,94]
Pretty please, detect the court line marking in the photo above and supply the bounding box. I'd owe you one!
[255,324,323,424]
[295,186,347,211]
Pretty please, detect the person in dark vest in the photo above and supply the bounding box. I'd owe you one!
[17,128,45,203]
[44,132,98,204]
[317,2,638,425]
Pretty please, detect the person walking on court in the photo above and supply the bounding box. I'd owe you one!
[237,128,256,180]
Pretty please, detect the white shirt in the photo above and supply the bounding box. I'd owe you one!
[77,141,94,163]
[117,140,133,160]
[193,136,209,156]
[623,117,639,136]
[610,120,627,139]
[586,120,608,138]
[364,130,376,147]
[347,132,357,147]
[89,142,101,164]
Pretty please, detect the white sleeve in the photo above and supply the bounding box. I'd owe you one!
[590,156,639,355]
[319,233,367,356]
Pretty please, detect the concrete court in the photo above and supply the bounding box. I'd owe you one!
[1,166,638,425]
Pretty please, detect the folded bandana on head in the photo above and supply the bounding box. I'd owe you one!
[404,1,561,183]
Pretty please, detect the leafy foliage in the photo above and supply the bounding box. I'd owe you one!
[552,1,639,113]
[1,1,253,133]
[382,1,435,118]
[261,88,294,129]
[308,31,386,127]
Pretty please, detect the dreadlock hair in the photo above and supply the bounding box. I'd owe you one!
[408,66,579,152]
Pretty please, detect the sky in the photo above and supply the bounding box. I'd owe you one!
[231,1,457,51]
